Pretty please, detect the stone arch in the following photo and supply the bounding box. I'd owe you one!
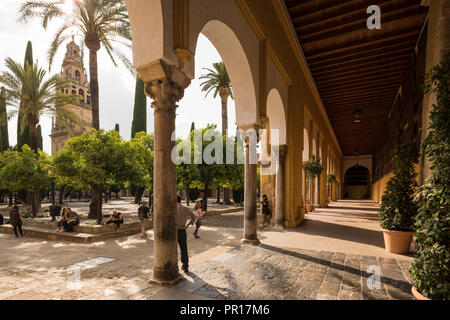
[193,20,258,126]
[343,165,371,200]
[266,89,287,145]
[312,137,317,157]
[126,0,178,71]
[303,128,309,161]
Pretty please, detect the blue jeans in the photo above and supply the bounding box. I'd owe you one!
[194,219,202,236]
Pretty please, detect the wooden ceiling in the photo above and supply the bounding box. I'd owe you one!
[283,0,428,155]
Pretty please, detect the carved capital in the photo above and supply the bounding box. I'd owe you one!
[146,78,185,112]
[139,60,191,112]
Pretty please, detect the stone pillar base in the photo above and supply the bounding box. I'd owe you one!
[272,225,284,231]
[149,272,184,286]
[241,238,260,245]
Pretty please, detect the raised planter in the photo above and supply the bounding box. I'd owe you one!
[382,229,413,254]
[411,286,431,300]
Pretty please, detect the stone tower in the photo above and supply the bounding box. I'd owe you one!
[50,39,92,155]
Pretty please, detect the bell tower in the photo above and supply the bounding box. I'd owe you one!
[50,38,93,155]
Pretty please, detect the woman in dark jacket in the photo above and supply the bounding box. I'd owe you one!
[9,206,23,238]
[261,194,271,225]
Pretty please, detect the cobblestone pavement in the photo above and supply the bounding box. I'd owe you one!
[175,245,413,300]
[0,200,414,300]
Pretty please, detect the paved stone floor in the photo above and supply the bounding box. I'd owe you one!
[0,200,414,300]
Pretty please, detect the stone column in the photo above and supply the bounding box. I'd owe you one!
[144,64,190,285]
[241,130,259,245]
[274,145,286,227]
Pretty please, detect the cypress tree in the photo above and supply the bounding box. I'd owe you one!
[37,125,43,150]
[131,77,147,138]
[115,123,120,133]
[17,41,33,150]
[190,122,195,133]
[0,87,9,151]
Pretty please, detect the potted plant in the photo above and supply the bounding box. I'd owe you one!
[378,143,419,254]
[410,53,449,300]
[304,155,323,212]
[327,172,336,203]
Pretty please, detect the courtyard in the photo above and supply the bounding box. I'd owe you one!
[0,199,413,300]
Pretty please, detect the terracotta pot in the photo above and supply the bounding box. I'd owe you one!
[305,204,314,213]
[411,286,431,300]
[382,229,414,254]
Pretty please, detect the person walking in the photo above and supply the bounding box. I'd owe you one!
[261,194,271,226]
[137,201,150,238]
[193,200,206,239]
[9,205,24,238]
[176,195,196,273]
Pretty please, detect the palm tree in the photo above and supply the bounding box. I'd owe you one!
[19,0,133,130]
[200,62,234,136]
[0,57,80,215]
[200,62,234,204]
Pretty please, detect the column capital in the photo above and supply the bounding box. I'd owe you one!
[138,59,191,111]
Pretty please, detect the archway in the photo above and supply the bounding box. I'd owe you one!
[266,88,287,146]
[343,165,371,200]
[126,0,264,285]
[195,20,258,127]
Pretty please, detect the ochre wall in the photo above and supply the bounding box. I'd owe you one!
[245,0,343,226]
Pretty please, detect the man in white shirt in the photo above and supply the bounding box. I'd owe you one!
[176,195,196,273]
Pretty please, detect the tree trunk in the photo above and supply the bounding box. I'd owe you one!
[88,47,100,130]
[134,186,144,205]
[186,185,190,206]
[89,184,103,223]
[51,180,55,205]
[59,186,65,205]
[223,188,231,205]
[219,89,229,137]
[220,89,232,204]
[8,192,13,207]
[216,187,221,203]
[28,120,40,217]
[202,183,208,212]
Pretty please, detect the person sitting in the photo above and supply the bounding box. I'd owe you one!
[102,209,124,231]
[62,208,80,232]
[55,208,67,232]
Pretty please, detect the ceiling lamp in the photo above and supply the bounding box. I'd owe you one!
[353,109,362,123]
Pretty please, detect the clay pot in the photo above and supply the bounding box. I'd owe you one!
[382,229,414,254]
[411,286,431,300]
[306,204,314,213]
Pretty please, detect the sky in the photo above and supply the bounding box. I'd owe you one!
[0,0,236,154]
